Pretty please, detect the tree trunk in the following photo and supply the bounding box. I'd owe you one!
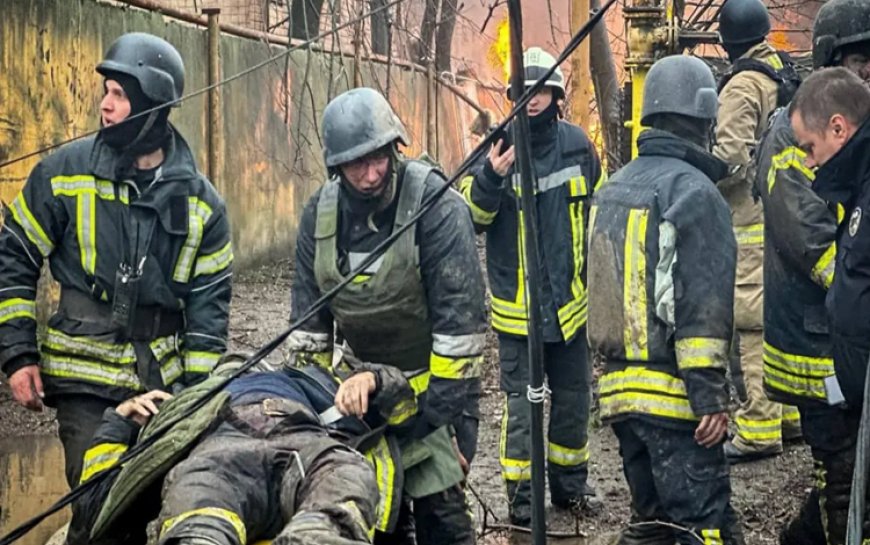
[413,0,440,63]
[434,0,458,72]
[290,0,326,40]
[370,0,391,55]
[589,0,622,169]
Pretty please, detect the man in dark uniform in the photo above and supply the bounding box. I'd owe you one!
[0,33,232,488]
[287,87,487,545]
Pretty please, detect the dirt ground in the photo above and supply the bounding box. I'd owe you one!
[0,260,813,544]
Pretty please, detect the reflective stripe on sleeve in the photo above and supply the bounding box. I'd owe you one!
[79,442,127,483]
[194,241,233,278]
[811,242,836,289]
[10,194,54,257]
[675,337,729,371]
[623,209,650,361]
[0,298,36,324]
[161,507,246,545]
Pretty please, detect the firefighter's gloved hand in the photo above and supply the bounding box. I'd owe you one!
[335,371,377,418]
[695,411,728,448]
[9,365,44,412]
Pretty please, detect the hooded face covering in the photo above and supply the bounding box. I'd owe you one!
[528,92,560,133]
[100,72,171,158]
[338,145,400,216]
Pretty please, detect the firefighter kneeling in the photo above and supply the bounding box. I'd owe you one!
[587,55,744,545]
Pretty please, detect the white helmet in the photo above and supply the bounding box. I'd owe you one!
[506,47,566,100]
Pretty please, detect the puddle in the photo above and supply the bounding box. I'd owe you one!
[0,436,69,545]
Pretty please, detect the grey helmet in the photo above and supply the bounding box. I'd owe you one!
[641,55,719,124]
[322,87,409,168]
[812,0,870,69]
[97,32,185,106]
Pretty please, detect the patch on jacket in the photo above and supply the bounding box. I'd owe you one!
[850,207,862,237]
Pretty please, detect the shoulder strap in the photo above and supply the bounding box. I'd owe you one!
[394,160,435,230]
[314,179,340,240]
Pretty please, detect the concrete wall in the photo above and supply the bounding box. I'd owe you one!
[0,0,473,268]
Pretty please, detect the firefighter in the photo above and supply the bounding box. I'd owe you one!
[787,68,870,545]
[287,87,487,545]
[0,33,232,488]
[752,2,870,541]
[459,46,605,525]
[68,359,423,545]
[714,0,802,463]
[587,55,744,545]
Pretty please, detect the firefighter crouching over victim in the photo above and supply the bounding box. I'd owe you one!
[753,3,870,541]
[0,32,232,488]
[587,55,744,545]
[786,67,870,543]
[67,357,427,545]
[459,46,605,526]
[287,87,487,545]
[713,0,802,463]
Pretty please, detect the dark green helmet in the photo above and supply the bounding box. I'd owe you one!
[97,32,185,106]
[812,0,870,69]
[718,0,770,46]
[321,87,409,168]
[641,55,719,124]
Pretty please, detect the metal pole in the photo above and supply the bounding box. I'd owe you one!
[506,1,547,543]
[570,0,592,128]
[203,7,221,185]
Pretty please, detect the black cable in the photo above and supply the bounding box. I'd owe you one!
[0,2,617,542]
[0,0,403,171]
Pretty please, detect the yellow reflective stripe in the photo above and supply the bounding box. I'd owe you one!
[459,175,497,225]
[339,500,375,540]
[763,342,834,376]
[185,351,221,374]
[768,146,815,194]
[161,507,246,544]
[735,415,782,442]
[593,170,608,192]
[42,353,142,390]
[499,396,530,480]
[386,398,418,426]
[675,337,729,371]
[766,53,784,70]
[430,352,482,380]
[568,175,588,197]
[702,528,724,545]
[838,203,846,225]
[812,242,837,289]
[562,174,589,340]
[173,198,214,283]
[77,190,97,275]
[365,437,396,532]
[623,209,649,360]
[10,194,54,256]
[783,406,801,423]
[44,327,138,365]
[194,241,233,278]
[0,298,36,324]
[763,342,832,400]
[407,371,431,397]
[161,355,184,385]
[547,441,589,467]
[491,297,527,318]
[80,442,127,483]
[599,367,697,421]
[734,223,764,246]
[491,311,528,336]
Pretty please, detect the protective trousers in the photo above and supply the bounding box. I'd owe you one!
[780,405,867,545]
[498,333,592,520]
[157,420,377,545]
[612,419,745,545]
[374,486,475,545]
[54,394,116,488]
[732,330,801,453]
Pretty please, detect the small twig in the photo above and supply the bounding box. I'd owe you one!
[629,520,705,544]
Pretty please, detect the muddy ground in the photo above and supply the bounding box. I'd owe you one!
[0,260,812,544]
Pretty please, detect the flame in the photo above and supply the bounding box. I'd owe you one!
[487,18,512,83]
[769,25,796,51]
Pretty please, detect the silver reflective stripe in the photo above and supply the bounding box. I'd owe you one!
[431,333,486,357]
[45,328,137,365]
[161,356,184,385]
[348,252,386,275]
[319,405,344,425]
[77,190,97,275]
[10,195,53,256]
[41,354,142,389]
[537,165,585,193]
[0,298,36,324]
[173,198,213,283]
[194,242,233,278]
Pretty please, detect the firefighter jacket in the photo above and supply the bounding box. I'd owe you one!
[459,119,605,342]
[587,129,735,428]
[288,159,488,435]
[813,119,870,407]
[713,41,781,330]
[0,130,232,402]
[754,109,837,406]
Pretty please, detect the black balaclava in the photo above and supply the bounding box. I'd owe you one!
[724,38,763,64]
[100,72,171,159]
[648,113,715,150]
[528,94,560,134]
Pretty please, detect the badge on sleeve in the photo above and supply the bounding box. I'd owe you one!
[850,207,862,237]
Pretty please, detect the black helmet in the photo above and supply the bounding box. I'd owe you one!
[97,33,185,106]
[812,0,870,69]
[641,55,719,124]
[321,88,409,168]
[718,0,771,46]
